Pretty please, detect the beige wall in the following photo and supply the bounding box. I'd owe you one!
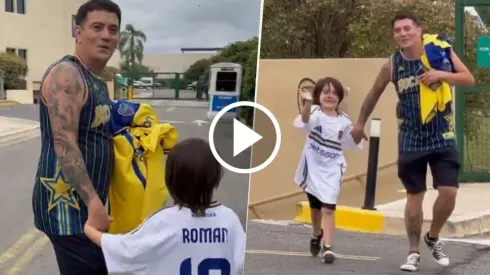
[249,59,403,218]
[0,0,119,90]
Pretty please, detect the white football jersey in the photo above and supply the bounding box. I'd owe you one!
[293,109,363,204]
[101,202,245,275]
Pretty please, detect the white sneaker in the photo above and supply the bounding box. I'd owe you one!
[400,252,420,272]
[320,246,336,264]
[424,234,450,267]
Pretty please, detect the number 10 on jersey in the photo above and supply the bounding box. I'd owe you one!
[180,258,231,275]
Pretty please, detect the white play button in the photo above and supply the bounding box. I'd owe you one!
[233,118,262,157]
[208,101,281,174]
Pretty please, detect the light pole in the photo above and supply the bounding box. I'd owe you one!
[128,61,133,100]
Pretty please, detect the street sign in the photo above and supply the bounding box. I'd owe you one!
[477,36,490,68]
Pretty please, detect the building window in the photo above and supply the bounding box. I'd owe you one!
[5,48,27,62]
[17,49,27,61]
[16,0,24,14]
[5,0,25,14]
[5,0,14,12]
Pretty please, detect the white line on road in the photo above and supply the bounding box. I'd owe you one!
[165,107,175,112]
[159,120,210,127]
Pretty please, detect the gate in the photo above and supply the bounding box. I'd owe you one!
[455,0,490,181]
[117,72,205,101]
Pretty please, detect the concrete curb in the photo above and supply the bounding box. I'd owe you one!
[130,99,208,108]
[295,200,490,237]
[0,119,40,148]
[381,210,490,238]
[295,201,385,234]
[0,100,20,105]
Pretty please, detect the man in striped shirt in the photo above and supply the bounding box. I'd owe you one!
[31,1,120,274]
[350,11,475,272]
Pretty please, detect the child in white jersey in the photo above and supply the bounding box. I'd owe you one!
[84,138,246,275]
[294,77,363,264]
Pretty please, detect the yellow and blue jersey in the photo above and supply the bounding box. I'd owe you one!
[392,42,455,153]
[107,100,178,234]
[32,55,114,235]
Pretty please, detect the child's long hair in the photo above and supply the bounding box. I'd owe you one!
[165,138,223,216]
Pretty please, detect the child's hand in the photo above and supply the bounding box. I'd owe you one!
[84,221,96,234]
[85,216,113,234]
[300,89,313,102]
[84,220,105,247]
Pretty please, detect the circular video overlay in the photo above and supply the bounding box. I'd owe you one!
[208,101,281,174]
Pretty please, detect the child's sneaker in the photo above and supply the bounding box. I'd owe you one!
[400,252,420,272]
[309,231,322,257]
[320,245,336,264]
[424,232,450,267]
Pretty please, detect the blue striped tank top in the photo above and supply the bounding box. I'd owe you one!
[32,55,114,235]
[392,51,455,153]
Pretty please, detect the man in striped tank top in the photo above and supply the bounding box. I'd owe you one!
[31,1,121,274]
[350,11,475,272]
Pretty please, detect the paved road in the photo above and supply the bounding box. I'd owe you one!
[0,104,250,275]
[245,221,490,275]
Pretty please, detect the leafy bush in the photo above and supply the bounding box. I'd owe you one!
[0,52,28,90]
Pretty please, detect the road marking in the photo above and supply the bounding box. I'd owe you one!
[160,120,192,124]
[0,228,40,267]
[166,107,175,112]
[159,120,210,127]
[6,236,49,275]
[192,119,209,126]
[245,249,380,261]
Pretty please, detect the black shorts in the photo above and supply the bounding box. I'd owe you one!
[306,192,336,211]
[397,146,460,194]
[47,234,107,275]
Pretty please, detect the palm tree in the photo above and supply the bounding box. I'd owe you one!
[119,24,147,67]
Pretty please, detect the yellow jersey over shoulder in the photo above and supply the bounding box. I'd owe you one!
[108,100,178,233]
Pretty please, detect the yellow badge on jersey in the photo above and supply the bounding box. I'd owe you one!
[108,100,178,233]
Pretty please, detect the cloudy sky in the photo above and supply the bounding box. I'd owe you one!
[114,0,263,54]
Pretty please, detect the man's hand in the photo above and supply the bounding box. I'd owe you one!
[350,123,368,144]
[419,69,445,86]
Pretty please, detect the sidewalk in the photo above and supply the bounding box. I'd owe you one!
[294,166,490,238]
[377,183,490,238]
[0,116,40,148]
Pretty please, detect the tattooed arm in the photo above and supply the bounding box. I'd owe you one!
[356,60,392,126]
[42,62,109,230]
[350,60,391,144]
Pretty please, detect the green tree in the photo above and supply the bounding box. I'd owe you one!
[119,24,147,67]
[0,52,28,89]
[183,58,213,86]
[262,0,490,172]
[183,37,259,125]
[119,61,155,81]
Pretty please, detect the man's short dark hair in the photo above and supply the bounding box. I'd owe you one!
[75,0,121,26]
[391,11,421,28]
[165,138,223,216]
